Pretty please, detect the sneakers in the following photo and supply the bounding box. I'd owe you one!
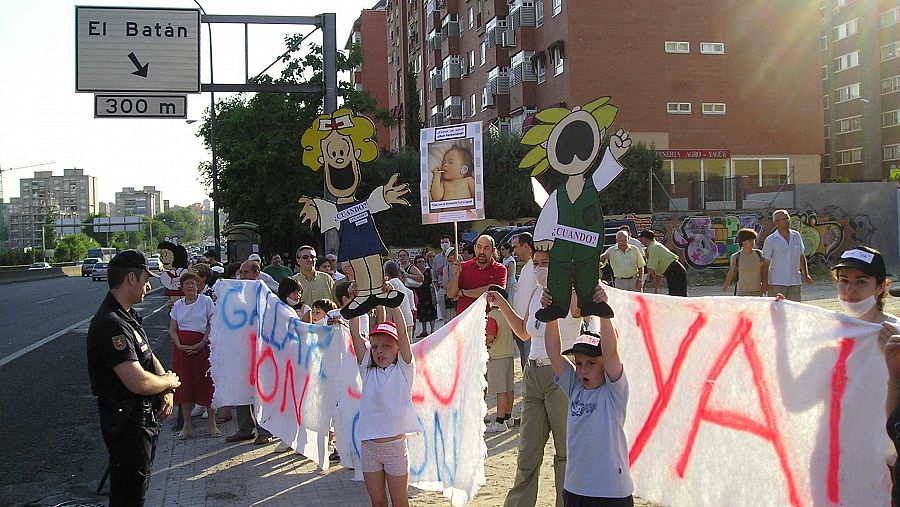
[190,405,205,417]
[506,418,520,428]
[485,421,508,433]
[201,410,209,419]
[273,442,292,453]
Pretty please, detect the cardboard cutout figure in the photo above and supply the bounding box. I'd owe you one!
[158,240,188,302]
[298,108,410,319]
[519,97,631,322]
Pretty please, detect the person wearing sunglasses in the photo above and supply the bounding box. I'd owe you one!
[291,245,335,306]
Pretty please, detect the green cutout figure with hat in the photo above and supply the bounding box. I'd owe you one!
[520,97,631,322]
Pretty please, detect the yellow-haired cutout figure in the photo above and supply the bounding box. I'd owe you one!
[519,97,631,322]
[299,109,410,318]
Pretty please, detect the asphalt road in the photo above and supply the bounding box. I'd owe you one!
[0,275,174,506]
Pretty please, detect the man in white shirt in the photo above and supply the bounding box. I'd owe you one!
[761,209,813,302]
[512,232,535,370]
[247,254,279,292]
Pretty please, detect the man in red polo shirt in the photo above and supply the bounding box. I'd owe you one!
[448,234,507,314]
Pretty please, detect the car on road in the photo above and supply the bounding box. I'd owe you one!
[28,262,51,270]
[147,257,162,271]
[81,257,101,276]
[91,262,108,281]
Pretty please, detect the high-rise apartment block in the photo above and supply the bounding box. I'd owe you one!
[115,186,162,217]
[820,0,900,182]
[379,0,824,208]
[3,168,97,249]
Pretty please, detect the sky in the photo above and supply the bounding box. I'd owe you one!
[0,0,376,208]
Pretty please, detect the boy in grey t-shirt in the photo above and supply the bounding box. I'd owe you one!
[545,283,634,507]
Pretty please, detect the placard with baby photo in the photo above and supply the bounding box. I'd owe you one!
[419,122,485,225]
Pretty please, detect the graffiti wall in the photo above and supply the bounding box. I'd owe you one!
[607,209,875,270]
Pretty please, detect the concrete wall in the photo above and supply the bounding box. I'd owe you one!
[794,182,898,264]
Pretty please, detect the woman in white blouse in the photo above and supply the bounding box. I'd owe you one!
[169,270,218,439]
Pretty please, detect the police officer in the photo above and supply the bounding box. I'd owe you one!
[87,250,181,506]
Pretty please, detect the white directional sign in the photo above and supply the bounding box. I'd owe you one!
[94,94,187,118]
[76,6,200,93]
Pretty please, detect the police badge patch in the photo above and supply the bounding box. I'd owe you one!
[112,335,127,351]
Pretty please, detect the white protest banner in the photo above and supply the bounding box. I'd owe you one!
[209,280,489,506]
[605,288,890,507]
[209,280,346,469]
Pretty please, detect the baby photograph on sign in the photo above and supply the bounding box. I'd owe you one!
[420,122,484,224]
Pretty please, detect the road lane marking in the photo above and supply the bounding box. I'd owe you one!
[34,297,57,304]
[0,286,167,368]
[0,315,93,368]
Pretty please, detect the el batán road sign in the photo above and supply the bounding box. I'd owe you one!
[75,6,199,93]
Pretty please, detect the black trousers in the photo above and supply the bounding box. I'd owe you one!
[98,397,159,506]
[563,490,634,507]
[663,260,688,296]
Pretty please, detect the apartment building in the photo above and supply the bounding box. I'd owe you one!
[383,0,824,207]
[347,1,391,151]
[3,168,97,249]
[115,186,162,218]
[821,0,900,182]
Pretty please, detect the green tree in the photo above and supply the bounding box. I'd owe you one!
[55,233,100,262]
[154,208,203,244]
[404,70,423,149]
[594,140,665,214]
[109,231,128,251]
[196,39,393,255]
[43,210,58,252]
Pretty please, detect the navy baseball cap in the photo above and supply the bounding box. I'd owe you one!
[109,250,159,277]
[831,246,886,280]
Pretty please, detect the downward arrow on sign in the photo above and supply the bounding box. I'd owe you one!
[127,52,149,78]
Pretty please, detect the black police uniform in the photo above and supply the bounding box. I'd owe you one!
[87,291,161,506]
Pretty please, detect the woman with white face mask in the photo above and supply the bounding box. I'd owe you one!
[831,246,897,348]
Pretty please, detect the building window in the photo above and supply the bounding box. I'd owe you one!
[834,82,860,103]
[469,50,476,70]
[667,102,691,114]
[536,0,544,26]
[820,35,828,51]
[551,44,564,75]
[665,41,690,54]
[836,148,863,165]
[480,40,486,65]
[883,75,900,95]
[535,56,546,83]
[823,94,829,109]
[702,103,726,115]
[881,7,900,27]
[468,7,474,29]
[835,0,853,7]
[824,124,831,138]
[885,144,900,161]
[471,93,477,117]
[835,115,862,134]
[882,41,900,61]
[834,51,859,72]
[552,0,561,16]
[822,65,828,81]
[883,109,900,128]
[700,42,724,54]
[834,18,858,41]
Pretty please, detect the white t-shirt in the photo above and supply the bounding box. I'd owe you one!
[762,229,805,286]
[388,278,415,325]
[513,260,536,318]
[357,348,421,440]
[170,295,215,332]
[524,285,581,360]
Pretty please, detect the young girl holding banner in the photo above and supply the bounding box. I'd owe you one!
[350,304,420,507]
